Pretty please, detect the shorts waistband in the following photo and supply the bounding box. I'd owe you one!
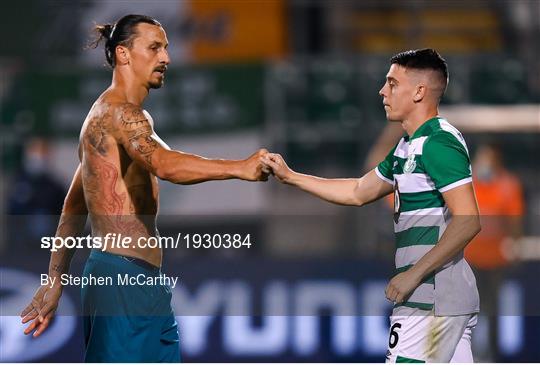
[89,249,160,274]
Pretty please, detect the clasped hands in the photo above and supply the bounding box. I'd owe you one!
[244,149,292,183]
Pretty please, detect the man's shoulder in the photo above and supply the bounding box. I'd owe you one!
[428,118,464,139]
[118,103,147,123]
[424,119,467,152]
[100,102,149,130]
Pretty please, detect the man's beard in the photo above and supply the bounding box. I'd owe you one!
[149,79,164,89]
[150,66,167,89]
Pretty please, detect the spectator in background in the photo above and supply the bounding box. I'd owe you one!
[7,137,66,246]
[465,142,525,362]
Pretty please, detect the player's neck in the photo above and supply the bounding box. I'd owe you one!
[401,107,439,137]
[111,71,149,106]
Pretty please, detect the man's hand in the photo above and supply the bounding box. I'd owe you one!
[385,270,422,304]
[261,152,294,184]
[238,149,270,181]
[20,285,63,337]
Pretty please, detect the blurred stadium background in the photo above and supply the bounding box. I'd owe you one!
[1,0,539,362]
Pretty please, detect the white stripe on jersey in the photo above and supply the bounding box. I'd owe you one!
[395,245,435,269]
[394,173,436,193]
[375,166,394,184]
[439,176,473,193]
[393,136,428,158]
[394,207,447,233]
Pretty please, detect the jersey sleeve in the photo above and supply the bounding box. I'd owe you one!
[375,143,398,185]
[422,132,472,192]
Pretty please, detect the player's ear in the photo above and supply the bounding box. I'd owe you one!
[413,83,426,103]
[115,45,130,66]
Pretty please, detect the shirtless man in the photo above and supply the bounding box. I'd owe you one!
[20,14,268,362]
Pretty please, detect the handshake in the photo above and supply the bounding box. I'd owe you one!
[241,149,292,184]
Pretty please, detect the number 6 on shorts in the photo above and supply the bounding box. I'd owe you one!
[388,322,401,349]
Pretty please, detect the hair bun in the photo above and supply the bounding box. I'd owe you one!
[98,23,114,40]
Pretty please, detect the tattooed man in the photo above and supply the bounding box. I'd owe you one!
[20,14,268,362]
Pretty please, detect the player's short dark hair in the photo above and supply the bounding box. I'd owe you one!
[391,49,448,98]
[88,14,162,68]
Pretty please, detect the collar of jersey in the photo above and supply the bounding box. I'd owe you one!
[405,116,441,142]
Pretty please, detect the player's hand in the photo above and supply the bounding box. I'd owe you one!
[20,284,63,337]
[261,152,294,184]
[385,270,422,304]
[240,149,270,181]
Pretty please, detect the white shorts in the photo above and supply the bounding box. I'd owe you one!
[385,306,478,363]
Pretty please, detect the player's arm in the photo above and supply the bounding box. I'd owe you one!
[48,163,88,280]
[21,164,88,337]
[410,183,481,277]
[114,103,267,184]
[261,153,393,206]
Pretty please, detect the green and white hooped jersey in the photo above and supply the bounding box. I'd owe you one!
[375,117,479,316]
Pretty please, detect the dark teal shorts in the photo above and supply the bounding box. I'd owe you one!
[81,250,180,362]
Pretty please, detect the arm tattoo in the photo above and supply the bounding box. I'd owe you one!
[87,118,108,156]
[120,105,159,166]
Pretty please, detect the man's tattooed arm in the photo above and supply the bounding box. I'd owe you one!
[119,106,159,167]
[115,103,266,184]
[48,164,88,281]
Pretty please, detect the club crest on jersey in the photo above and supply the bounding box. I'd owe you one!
[403,154,416,174]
